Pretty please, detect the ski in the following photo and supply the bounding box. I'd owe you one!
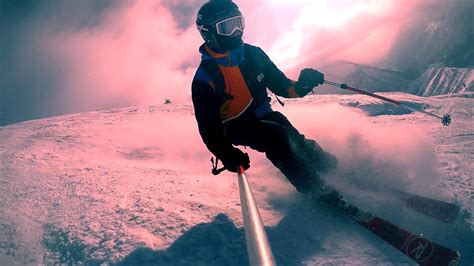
[391,189,461,223]
[338,178,461,223]
[310,187,461,265]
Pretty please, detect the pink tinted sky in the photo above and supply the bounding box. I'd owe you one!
[46,0,441,112]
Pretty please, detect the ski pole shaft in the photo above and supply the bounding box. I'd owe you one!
[324,80,452,126]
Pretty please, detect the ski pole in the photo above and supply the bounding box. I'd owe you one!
[324,80,452,126]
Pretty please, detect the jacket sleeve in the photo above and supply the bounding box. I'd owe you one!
[255,47,303,98]
[191,78,239,162]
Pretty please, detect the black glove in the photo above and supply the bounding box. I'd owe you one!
[295,68,324,96]
[222,148,250,173]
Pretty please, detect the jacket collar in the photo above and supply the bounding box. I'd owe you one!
[199,43,245,67]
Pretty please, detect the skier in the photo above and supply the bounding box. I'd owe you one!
[192,0,338,194]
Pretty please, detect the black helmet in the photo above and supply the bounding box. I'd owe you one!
[196,0,245,52]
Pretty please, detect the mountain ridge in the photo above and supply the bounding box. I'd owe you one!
[319,60,473,97]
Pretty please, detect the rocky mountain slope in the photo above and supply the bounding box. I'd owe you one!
[319,61,473,96]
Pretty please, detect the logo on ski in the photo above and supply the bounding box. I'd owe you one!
[406,237,434,263]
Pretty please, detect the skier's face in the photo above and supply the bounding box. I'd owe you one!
[215,33,243,51]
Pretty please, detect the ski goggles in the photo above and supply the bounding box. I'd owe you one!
[215,15,245,36]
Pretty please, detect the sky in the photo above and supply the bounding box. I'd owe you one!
[0,0,469,126]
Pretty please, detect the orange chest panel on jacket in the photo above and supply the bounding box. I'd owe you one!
[217,65,253,123]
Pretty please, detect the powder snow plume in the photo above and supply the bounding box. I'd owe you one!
[269,102,441,199]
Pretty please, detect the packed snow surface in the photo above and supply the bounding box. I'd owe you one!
[0,93,472,265]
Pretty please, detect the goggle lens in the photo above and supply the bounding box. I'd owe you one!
[216,16,245,36]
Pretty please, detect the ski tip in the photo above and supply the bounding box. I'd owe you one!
[448,251,461,266]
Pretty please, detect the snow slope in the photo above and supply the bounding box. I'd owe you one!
[407,67,474,96]
[0,93,473,265]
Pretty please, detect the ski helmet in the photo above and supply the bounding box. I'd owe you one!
[196,0,245,52]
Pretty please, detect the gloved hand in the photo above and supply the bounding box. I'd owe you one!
[222,148,250,173]
[295,68,325,96]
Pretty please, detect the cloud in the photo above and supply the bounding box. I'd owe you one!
[0,0,126,125]
[50,0,448,112]
[50,0,203,114]
[1,0,203,125]
[247,0,445,75]
[162,0,206,30]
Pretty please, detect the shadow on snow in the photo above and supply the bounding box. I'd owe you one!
[118,197,339,266]
[42,196,474,265]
